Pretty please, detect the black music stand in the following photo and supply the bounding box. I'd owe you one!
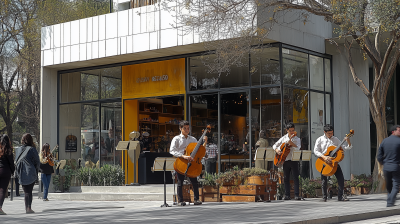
[293,150,312,200]
[153,157,175,207]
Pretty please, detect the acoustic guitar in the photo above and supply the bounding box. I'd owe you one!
[46,145,59,167]
[274,131,297,167]
[315,130,354,176]
[173,125,211,178]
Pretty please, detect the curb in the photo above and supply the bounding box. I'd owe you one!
[286,207,400,224]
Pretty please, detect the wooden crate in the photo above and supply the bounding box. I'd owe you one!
[172,184,192,203]
[203,193,221,202]
[220,185,266,195]
[222,195,257,202]
[202,186,219,194]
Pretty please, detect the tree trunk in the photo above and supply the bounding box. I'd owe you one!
[6,122,13,147]
[372,113,388,193]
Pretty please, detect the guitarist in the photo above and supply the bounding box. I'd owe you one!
[170,120,207,206]
[273,122,301,200]
[314,125,352,202]
[39,143,55,201]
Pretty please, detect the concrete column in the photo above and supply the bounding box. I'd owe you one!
[40,67,58,151]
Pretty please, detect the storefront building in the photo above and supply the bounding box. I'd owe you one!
[41,4,373,185]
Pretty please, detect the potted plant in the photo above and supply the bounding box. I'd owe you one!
[353,174,373,194]
[216,166,244,187]
[200,172,219,202]
[242,167,269,185]
[299,176,317,198]
[310,178,322,197]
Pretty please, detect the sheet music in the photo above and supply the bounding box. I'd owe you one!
[153,157,176,171]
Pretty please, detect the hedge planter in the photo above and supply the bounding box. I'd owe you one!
[351,187,362,195]
[203,186,219,194]
[220,185,265,195]
[246,175,267,185]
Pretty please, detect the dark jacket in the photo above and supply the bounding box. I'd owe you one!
[39,163,54,174]
[377,135,400,172]
[15,146,40,185]
[0,153,15,173]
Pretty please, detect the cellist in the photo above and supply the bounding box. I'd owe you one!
[314,125,352,202]
[272,122,301,200]
[170,120,207,206]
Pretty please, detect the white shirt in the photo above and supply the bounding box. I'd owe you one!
[272,133,301,161]
[169,134,198,157]
[313,134,353,157]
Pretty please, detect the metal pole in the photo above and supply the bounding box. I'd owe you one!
[110,0,113,13]
[10,177,14,201]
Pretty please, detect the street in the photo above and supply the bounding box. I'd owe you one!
[2,190,400,224]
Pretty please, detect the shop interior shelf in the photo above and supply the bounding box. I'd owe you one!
[139,111,160,115]
[159,114,184,118]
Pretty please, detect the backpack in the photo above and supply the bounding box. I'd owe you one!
[14,146,31,178]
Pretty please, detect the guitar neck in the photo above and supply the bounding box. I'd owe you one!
[331,138,347,156]
[190,130,207,157]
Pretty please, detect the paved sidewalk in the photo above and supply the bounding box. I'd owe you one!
[1,193,398,223]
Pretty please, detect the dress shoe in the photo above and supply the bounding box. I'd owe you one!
[193,200,202,205]
[321,198,327,202]
[294,196,302,200]
[43,198,49,201]
[338,197,349,202]
[26,209,35,214]
[0,210,6,215]
[177,201,186,206]
[283,196,291,200]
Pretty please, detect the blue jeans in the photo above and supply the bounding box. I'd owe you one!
[41,173,52,199]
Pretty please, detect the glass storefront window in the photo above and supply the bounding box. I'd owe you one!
[326,94,331,124]
[220,57,249,88]
[100,67,122,99]
[310,55,324,91]
[325,59,332,92]
[61,72,81,103]
[283,88,309,177]
[250,47,280,86]
[101,102,122,166]
[220,92,249,172]
[81,73,100,101]
[282,49,308,88]
[189,55,219,91]
[61,66,121,103]
[190,94,218,140]
[251,87,281,170]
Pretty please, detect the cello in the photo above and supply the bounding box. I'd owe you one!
[173,125,211,178]
[274,131,297,167]
[315,130,354,176]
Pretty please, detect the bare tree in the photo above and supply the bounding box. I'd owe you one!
[163,0,400,192]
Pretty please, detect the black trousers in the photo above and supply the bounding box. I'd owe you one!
[176,172,199,202]
[384,170,400,206]
[22,182,35,209]
[283,160,300,197]
[321,165,344,199]
[0,167,11,207]
[14,177,20,195]
[205,158,217,174]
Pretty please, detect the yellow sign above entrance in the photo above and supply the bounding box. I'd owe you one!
[122,58,185,99]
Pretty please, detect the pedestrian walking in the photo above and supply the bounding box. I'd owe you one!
[0,134,14,215]
[377,125,400,207]
[39,143,54,201]
[15,133,40,214]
